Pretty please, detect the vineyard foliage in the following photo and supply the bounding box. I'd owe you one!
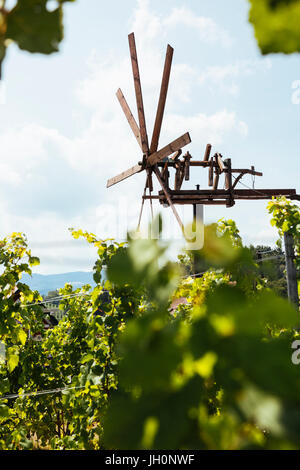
[0,199,299,450]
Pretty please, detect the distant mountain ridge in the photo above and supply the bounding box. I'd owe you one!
[21,271,97,295]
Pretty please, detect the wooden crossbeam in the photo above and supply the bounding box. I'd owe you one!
[231,169,263,176]
[147,132,191,166]
[116,89,142,150]
[106,164,143,188]
[147,188,299,206]
[128,33,149,154]
[155,161,263,175]
[164,189,298,196]
[150,44,174,154]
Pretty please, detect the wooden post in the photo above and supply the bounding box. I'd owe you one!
[203,144,212,162]
[192,204,203,274]
[224,158,234,207]
[284,232,299,308]
[224,158,232,190]
[208,158,214,186]
[184,151,192,181]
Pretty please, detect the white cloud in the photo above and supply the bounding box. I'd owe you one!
[163,6,232,47]
[164,110,248,148]
[130,0,233,48]
[198,58,272,96]
[131,0,163,45]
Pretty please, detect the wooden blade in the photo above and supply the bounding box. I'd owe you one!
[116,88,142,150]
[128,32,149,154]
[107,164,143,188]
[150,44,174,154]
[147,132,191,166]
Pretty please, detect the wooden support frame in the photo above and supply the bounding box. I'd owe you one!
[107,33,299,232]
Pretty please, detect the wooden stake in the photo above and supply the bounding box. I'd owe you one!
[225,158,232,190]
[212,154,220,190]
[284,232,299,308]
[203,144,212,162]
[208,158,214,186]
[184,152,192,181]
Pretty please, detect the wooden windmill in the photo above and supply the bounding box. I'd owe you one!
[107,33,299,233]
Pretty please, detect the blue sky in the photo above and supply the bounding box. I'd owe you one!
[0,0,299,273]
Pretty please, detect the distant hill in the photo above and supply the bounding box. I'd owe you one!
[21,271,98,295]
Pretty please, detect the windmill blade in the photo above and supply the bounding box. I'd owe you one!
[116,88,142,151]
[147,132,191,166]
[150,44,174,154]
[128,32,149,154]
[107,164,143,188]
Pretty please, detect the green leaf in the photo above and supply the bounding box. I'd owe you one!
[0,405,10,419]
[249,0,300,54]
[17,328,27,346]
[207,285,298,335]
[81,354,94,364]
[6,0,64,54]
[118,316,183,392]
[6,347,19,373]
